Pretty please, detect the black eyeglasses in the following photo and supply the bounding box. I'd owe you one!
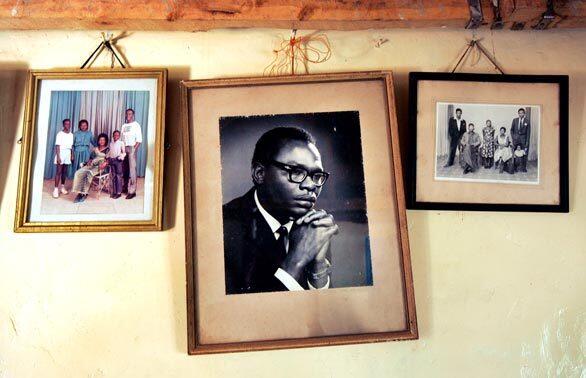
[268,160,329,187]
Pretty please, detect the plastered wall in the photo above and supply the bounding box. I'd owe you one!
[0,28,584,378]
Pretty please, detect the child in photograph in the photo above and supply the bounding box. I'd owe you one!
[52,118,74,198]
[513,144,527,172]
[107,130,126,199]
[73,119,94,169]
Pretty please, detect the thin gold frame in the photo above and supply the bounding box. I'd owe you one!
[181,71,418,354]
[14,68,167,233]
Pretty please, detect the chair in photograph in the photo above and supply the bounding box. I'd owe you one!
[91,166,112,200]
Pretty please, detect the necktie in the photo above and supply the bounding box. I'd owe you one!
[276,226,288,263]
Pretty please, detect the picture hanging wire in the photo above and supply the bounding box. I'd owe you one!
[80,32,126,69]
[451,39,505,75]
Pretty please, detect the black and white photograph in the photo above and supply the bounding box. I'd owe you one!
[219,111,372,294]
[183,72,416,354]
[435,103,540,184]
[408,72,568,212]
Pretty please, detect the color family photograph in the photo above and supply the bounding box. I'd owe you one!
[16,71,167,231]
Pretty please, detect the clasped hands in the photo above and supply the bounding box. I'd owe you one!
[280,209,339,284]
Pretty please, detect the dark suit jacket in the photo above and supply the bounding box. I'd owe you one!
[448,117,467,145]
[511,117,531,148]
[223,188,310,294]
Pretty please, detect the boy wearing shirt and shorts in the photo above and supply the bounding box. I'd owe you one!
[53,118,74,198]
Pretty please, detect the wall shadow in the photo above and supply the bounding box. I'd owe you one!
[568,74,584,210]
[0,62,29,213]
[163,66,190,232]
[391,69,411,199]
[161,66,191,353]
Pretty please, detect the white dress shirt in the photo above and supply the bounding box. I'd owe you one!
[254,190,330,291]
[108,140,126,159]
[121,121,143,147]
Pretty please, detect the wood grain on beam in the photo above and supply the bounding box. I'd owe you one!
[0,0,584,31]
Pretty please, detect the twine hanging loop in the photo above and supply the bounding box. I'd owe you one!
[264,30,332,76]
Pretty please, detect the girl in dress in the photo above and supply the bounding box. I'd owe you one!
[493,127,513,174]
[480,120,495,169]
[52,118,74,198]
[73,119,94,169]
[72,133,110,203]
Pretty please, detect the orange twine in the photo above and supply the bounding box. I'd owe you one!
[263,30,332,76]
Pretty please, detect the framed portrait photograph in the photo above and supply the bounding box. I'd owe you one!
[14,68,167,232]
[181,72,417,354]
[408,72,569,212]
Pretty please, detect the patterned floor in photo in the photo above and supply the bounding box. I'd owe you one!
[41,178,145,215]
[435,155,539,184]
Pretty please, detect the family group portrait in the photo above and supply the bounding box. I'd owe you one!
[219,111,373,294]
[435,102,540,184]
[39,90,150,216]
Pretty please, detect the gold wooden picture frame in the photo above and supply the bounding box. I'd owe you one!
[14,68,167,232]
[181,71,417,354]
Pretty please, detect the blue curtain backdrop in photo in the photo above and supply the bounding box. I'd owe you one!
[43,90,150,179]
[42,91,81,179]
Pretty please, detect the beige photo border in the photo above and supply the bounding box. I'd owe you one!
[181,72,417,354]
[416,80,561,205]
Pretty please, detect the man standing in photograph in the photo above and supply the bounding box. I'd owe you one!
[222,127,339,295]
[460,123,481,174]
[121,108,142,200]
[445,107,467,167]
[511,107,531,172]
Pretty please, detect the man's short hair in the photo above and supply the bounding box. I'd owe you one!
[113,130,120,136]
[62,118,71,125]
[252,127,316,165]
[126,108,135,114]
[455,108,462,113]
[518,108,526,113]
[500,127,506,132]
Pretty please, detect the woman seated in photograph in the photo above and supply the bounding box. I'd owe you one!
[72,133,110,203]
[73,119,94,169]
[480,119,495,169]
[493,127,513,174]
[459,123,481,174]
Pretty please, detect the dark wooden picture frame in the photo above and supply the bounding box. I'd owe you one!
[181,72,417,354]
[407,72,569,213]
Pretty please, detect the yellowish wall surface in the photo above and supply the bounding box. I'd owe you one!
[0,29,585,378]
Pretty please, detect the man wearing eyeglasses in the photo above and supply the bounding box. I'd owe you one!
[222,127,339,294]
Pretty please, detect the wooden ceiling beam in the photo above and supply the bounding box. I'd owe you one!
[0,0,584,31]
